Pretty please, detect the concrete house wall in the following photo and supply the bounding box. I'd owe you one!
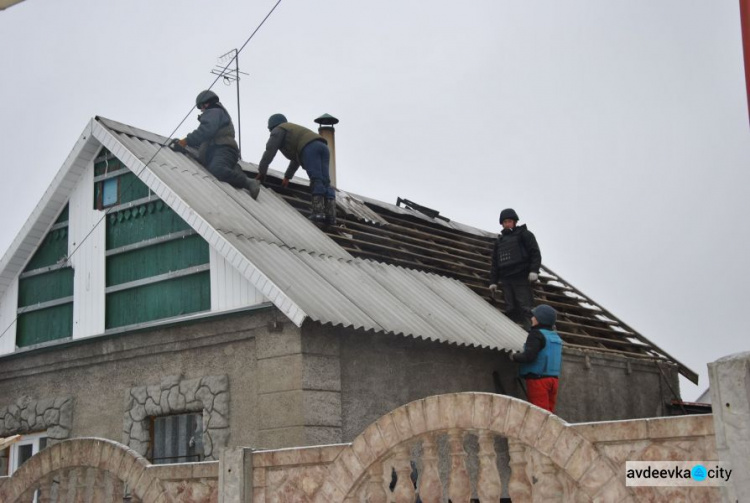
[0,305,680,461]
[336,331,680,439]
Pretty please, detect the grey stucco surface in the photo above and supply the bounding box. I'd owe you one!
[0,308,681,457]
[338,332,681,440]
[708,351,750,502]
[0,309,287,453]
[556,348,680,422]
[338,331,522,441]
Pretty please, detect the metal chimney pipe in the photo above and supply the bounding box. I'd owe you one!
[314,114,339,187]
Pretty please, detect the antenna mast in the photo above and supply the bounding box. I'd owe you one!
[211,49,249,153]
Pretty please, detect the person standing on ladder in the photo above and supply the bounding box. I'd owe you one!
[172,90,260,199]
[255,114,336,225]
[510,304,563,413]
[489,208,541,330]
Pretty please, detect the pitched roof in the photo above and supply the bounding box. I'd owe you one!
[245,142,699,384]
[0,116,527,354]
[0,116,697,383]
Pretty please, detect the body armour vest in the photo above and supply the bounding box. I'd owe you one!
[519,329,563,377]
[278,123,327,164]
[495,232,527,270]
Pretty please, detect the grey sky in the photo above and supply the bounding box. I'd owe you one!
[1,0,748,399]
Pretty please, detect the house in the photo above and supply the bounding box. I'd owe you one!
[0,116,694,474]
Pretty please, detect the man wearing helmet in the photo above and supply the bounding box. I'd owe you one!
[256,114,336,225]
[510,304,563,412]
[489,208,541,330]
[173,90,259,199]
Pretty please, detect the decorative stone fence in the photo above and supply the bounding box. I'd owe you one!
[0,437,218,503]
[0,393,721,503]
[248,393,719,502]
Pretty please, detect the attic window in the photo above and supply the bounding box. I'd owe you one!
[94,175,120,210]
[102,178,119,207]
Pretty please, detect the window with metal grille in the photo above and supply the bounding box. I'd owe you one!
[150,412,203,464]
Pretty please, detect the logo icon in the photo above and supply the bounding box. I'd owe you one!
[691,465,707,481]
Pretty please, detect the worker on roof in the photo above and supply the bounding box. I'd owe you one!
[510,304,563,413]
[256,114,336,225]
[172,90,260,200]
[489,208,541,330]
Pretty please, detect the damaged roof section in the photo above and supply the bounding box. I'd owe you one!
[249,164,698,384]
[88,117,528,352]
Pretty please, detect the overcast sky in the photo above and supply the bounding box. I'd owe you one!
[1,0,748,400]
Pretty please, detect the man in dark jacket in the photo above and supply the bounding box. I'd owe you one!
[173,90,259,199]
[256,114,336,225]
[489,208,541,330]
[510,304,563,413]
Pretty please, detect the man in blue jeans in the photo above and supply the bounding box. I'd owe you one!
[256,114,336,225]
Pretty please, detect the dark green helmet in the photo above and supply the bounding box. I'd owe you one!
[195,90,219,109]
[268,113,288,131]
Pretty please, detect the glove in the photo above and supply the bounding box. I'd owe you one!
[281,177,290,188]
[169,138,188,151]
[488,283,497,299]
[255,172,266,182]
[528,272,539,282]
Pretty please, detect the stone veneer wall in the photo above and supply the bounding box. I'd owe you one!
[0,395,74,443]
[0,400,723,503]
[574,414,720,502]
[250,444,346,502]
[151,461,219,502]
[246,405,720,502]
[124,375,229,461]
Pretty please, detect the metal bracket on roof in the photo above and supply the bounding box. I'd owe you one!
[396,197,450,222]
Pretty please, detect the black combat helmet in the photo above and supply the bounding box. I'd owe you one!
[499,208,519,224]
[195,90,219,110]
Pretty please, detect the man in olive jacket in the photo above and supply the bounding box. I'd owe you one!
[489,208,541,330]
[256,114,336,225]
[174,90,259,199]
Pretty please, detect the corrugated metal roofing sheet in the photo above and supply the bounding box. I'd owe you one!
[96,117,351,259]
[93,116,526,352]
[334,191,390,226]
[0,116,526,353]
[225,237,525,350]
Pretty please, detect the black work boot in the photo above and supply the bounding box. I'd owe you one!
[309,195,326,223]
[325,198,337,226]
[243,178,260,200]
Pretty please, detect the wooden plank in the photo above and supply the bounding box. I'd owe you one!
[557,330,652,352]
[343,219,491,263]
[563,342,669,361]
[0,435,21,451]
[331,224,489,270]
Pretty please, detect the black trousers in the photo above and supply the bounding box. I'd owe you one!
[205,146,247,189]
[501,278,534,330]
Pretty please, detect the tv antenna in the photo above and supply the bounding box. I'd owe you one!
[211,49,249,153]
